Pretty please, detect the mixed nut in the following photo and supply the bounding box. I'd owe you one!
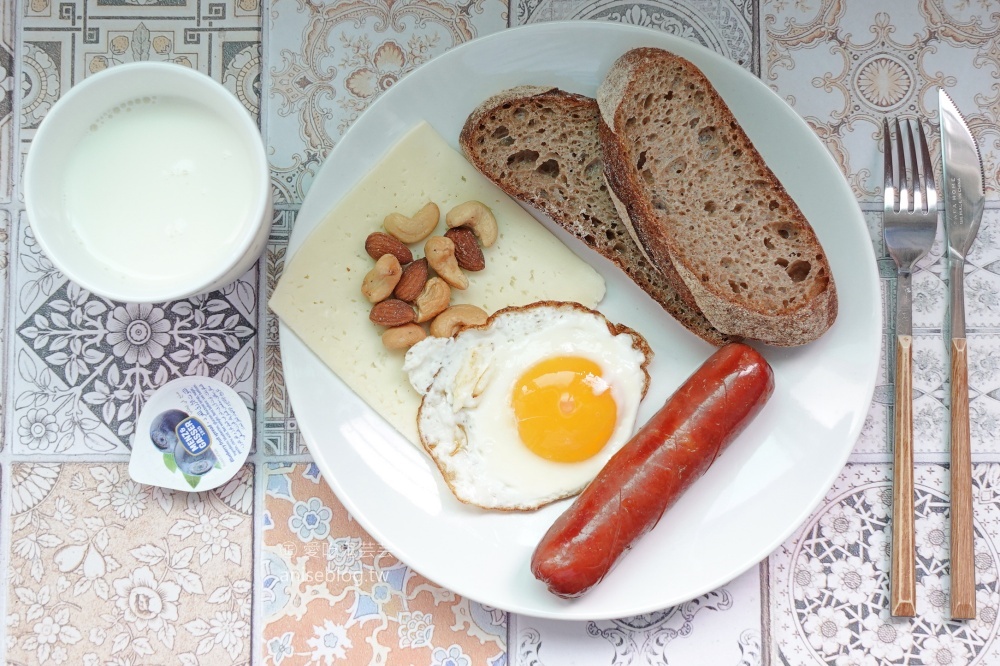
[363,200,496,349]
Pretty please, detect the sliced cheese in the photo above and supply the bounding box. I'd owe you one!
[270,122,606,447]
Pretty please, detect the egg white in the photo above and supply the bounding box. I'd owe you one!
[404,301,651,511]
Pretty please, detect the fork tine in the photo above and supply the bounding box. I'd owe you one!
[905,119,924,213]
[916,120,937,210]
[884,118,895,210]
[895,118,909,212]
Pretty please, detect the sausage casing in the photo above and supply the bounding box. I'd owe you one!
[530,342,775,598]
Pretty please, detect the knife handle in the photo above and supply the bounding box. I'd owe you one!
[951,337,976,619]
[891,334,916,617]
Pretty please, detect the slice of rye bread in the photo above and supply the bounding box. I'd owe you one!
[597,48,838,346]
[458,85,734,347]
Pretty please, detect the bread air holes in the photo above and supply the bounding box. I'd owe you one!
[704,201,716,213]
[491,125,509,140]
[772,257,811,282]
[771,223,795,240]
[763,237,775,250]
[786,260,811,282]
[720,256,733,268]
[507,149,539,167]
[666,157,686,176]
[536,159,560,178]
[584,158,603,180]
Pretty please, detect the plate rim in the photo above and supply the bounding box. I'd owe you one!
[279,20,881,619]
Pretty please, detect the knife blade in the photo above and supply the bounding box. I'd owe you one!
[939,86,985,621]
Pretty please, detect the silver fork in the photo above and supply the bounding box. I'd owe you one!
[883,117,938,617]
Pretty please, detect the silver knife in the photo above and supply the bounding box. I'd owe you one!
[940,87,985,620]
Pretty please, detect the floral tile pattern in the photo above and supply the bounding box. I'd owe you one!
[260,463,506,666]
[261,209,301,456]
[515,0,758,73]
[6,463,255,665]
[0,0,13,203]
[263,0,507,206]
[510,565,763,665]
[10,217,258,455]
[770,463,1000,665]
[0,208,8,450]
[762,0,1000,202]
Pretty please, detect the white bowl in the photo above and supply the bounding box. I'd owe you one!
[24,62,272,303]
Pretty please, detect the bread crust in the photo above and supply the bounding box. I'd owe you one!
[597,48,838,346]
[460,86,734,347]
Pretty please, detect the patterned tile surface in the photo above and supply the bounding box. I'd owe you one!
[0,0,13,203]
[511,565,763,665]
[762,0,1000,203]
[6,463,254,665]
[261,209,300,456]
[264,0,507,206]
[4,0,1000,664]
[260,463,506,665]
[10,215,258,455]
[514,0,758,73]
[769,464,1000,665]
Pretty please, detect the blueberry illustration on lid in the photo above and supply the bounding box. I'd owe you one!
[149,409,189,452]
[129,376,251,493]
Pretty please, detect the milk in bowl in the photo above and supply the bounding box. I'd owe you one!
[25,62,271,303]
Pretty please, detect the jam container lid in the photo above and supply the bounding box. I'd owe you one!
[130,376,252,492]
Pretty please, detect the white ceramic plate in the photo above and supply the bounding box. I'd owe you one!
[281,22,880,620]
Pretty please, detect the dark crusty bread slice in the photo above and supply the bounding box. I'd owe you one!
[597,48,838,346]
[459,85,734,347]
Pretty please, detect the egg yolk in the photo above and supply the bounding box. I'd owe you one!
[511,356,617,463]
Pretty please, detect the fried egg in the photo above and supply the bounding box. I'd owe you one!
[404,301,651,510]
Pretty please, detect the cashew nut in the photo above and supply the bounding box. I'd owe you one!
[445,201,498,247]
[361,253,402,303]
[424,236,468,290]
[382,323,426,350]
[414,277,452,323]
[430,304,489,338]
[384,202,440,244]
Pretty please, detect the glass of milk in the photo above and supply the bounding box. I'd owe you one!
[24,62,272,303]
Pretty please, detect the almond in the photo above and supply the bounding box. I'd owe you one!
[369,299,416,327]
[445,227,485,272]
[365,232,412,265]
[394,258,428,302]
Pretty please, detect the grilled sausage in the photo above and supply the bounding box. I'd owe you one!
[530,342,774,597]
